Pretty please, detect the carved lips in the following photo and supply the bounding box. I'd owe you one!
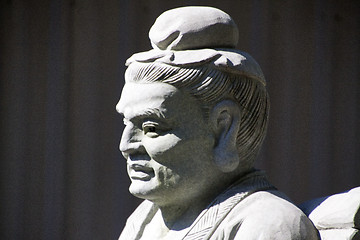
[127,162,154,181]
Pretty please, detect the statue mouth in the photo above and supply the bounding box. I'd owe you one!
[128,163,154,180]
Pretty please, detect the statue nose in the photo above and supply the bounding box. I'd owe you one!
[119,140,143,155]
[119,126,144,155]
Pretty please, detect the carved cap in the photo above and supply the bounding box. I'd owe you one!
[126,6,266,85]
[149,6,239,50]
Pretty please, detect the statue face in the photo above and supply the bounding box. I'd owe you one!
[116,82,215,206]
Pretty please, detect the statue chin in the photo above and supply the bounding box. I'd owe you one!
[128,178,172,202]
[128,179,157,199]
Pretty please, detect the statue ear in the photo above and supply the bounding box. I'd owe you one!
[210,100,241,172]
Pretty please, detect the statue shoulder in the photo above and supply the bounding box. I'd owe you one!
[214,190,320,240]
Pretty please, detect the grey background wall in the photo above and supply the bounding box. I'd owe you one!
[1,0,359,239]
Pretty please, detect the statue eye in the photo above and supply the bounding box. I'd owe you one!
[147,126,156,133]
[142,122,159,137]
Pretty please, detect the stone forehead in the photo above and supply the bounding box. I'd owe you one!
[117,82,177,113]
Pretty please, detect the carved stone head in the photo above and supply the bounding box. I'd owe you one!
[116,6,269,206]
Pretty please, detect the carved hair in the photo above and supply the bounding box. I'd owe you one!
[125,61,269,168]
[124,6,270,169]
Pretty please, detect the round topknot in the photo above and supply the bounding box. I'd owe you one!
[149,6,239,50]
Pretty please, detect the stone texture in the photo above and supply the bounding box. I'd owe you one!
[149,6,239,50]
[117,6,321,240]
[300,187,360,240]
[119,171,319,240]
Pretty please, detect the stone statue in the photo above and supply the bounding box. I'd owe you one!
[116,6,319,240]
[300,187,360,240]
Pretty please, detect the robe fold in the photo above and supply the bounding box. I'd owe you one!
[119,170,320,240]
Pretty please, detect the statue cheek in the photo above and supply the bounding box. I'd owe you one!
[142,134,182,160]
[157,166,181,187]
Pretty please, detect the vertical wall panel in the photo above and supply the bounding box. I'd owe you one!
[65,1,102,239]
[0,1,30,239]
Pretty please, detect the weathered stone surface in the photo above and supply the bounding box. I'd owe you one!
[117,6,320,240]
[149,6,239,50]
[300,187,360,240]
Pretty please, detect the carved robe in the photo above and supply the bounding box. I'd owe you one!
[119,171,319,240]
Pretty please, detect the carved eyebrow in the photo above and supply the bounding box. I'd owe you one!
[125,108,168,122]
